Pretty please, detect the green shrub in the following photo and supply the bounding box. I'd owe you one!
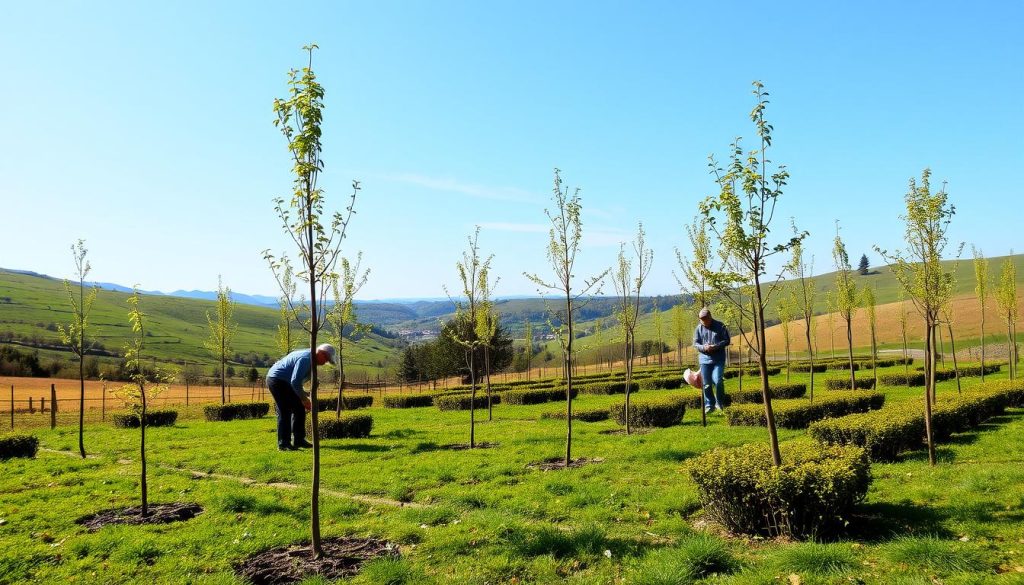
[637,377,683,391]
[879,372,927,386]
[202,403,270,422]
[724,366,781,379]
[827,361,860,371]
[680,383,807,410]
[501,387,576,405]
[577,380,631,395]
[0,434,38,459]
[314,395,373,411]
[317,413,373,439]
[610,394,687,428]
[809,408,924,461]
[726,392,885,429]
[540,407,609,422]
[381,394,433,408]
[789,363,828,373]
[686,442,871,538]
[434,392,500,411]
[823,377,876,390]
[112,409,179,428]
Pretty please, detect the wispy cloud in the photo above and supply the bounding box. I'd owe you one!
[382,172,540,203]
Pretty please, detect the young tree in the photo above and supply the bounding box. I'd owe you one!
[897,290,911,387]
[788,224,817,401]
[833,223,859,390]
[697,82,804,467]
[939,281,962,394]
[525,168,608,467]
[523,318,533,380]
[670,302,688,370]
[777,289,795,383]
[876,168,957,467]
[477,269,500,421]
[972,246,989,379]
[996,255,1018,380]
[611,224,653,435]
[205,276,236,404]
[653,305,665,370]
[445,227,493,447]
[57,239,98,458]
[274,256,298,356]
[675,219,713,310]
[264,44,359,558]
[118,289,172,517]
[862,285,878,389]
[825,291,837,361]
[327,253,369,416]
[857,253,870,275]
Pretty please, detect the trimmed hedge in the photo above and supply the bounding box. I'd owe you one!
[879,364,1001,387]
[577,381,632,395]
[314,395,374,411]
[827,361,860,371]
[500,387,577,405]
[113,409,179,428]
[540,407,610,422]
[382,394,433,408]
[203,402,270,422]
[637,377,684,391]
[726,392,885,429]
[789,363,828,373]
[610,394,687,428]
[724,366,781,379]
[824,377,877,390]
[687,441,871,538]
[0,434,39,459]
[879,372,927,386]
[318,413,373,439]
[681,383,807,410]
[810,382,1024,460]
[435,392,501,411]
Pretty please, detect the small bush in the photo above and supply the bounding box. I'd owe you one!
[314,395,373,411]
[809,408,924,461]
[501,387,576,405]
[724,366,781,379]
[879,372,927,386]
[686,441,871,538]
[434,392,500,411]
[203,403,270,422]
[112,409,179,428]
[317,413,373,439]
[681,383,806,410]
[540,407,609,422]
[638,377,683,391]
[610,394,687,428]
[0,434,39,459]
[824,377,876,390]
[827,361,860,371]
[577,380,631,395]
[726,393,885,429]
[789,363,828,373]
[382,394,433,408]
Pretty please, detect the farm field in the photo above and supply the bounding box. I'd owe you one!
[3,365,1024,583]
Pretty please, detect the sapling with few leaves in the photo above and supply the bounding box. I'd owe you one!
[611,223,653,434]
[696,81,805,466]
[996,255,1018,380]
[876,168,958,466]
[670,302,688,371]
[862,285,878,389]
[477,270,499,421]
[275,256,298,356]
[264,44,359,559]
[788,224,817,401]
[833,223,859,390]
[897,291,911,387]
[972,246,989,379]
[205,276,236,404]
[57,239,97,458]
[327,253,369,416]
[525,168,608,467]
[776,288,795,383]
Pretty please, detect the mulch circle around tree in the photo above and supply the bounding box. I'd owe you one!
[527,456,604,471]
[235,536,400,585]
[76,503,204,531]
[443,442,500,450]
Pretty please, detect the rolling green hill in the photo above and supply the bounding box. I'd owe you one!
[0,269,404,377]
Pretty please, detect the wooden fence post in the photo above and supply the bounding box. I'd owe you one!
[29,396,34,414]
[51,384,57,429]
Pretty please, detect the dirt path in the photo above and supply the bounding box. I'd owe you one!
[39,447,426,509]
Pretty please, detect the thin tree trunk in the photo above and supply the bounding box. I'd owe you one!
[805,320,814,403]
[924,319,936,466]
[947,321,961,394]
[980,307,986,381]
[565,290,574,467]
[754,277,782,467]
[937,325,946,370]
[485,346,492,422]
[140,382,148,516]
[79,353,86,458]
[871,323,877,390]
[469,349,476,448]
[625,332,633,435]
[846,317,855,390]
[335,357,346,418]
[902,325,910,389]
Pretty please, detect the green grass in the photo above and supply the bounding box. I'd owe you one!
[1,366,1024,583]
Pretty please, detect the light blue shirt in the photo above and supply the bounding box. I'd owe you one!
[693,319,731,365]
[267,349,312,397]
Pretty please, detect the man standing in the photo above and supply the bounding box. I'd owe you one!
[266,343,336,451]
[693,307,730,413]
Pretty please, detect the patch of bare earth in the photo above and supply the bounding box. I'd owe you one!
[76,503,203,531]
[527,456,604,471]
[235,536,399,585]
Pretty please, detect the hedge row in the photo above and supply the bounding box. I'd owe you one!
[810,382,1024,460]
[788,363,828,373]
[724,366,782,379]
[314,395,374,411]
[203,403,270,422]
[681,383,807,410]
[827,361,860,371]
[638,377,684,391]
[0,434,39,460]
[112,410,179,428]
[435,392,501,411]
[577,381,631,395]
[317,414,373,439]
[687,441,870,538]
[823,377,877,390]
[881,364,1002,387]
[726,392,885,429]
[540,407,610,422]
[382,394,434,409]
[610,394,687,428]
[501,387,577,405]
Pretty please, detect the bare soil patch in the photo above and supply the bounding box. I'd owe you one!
[235,536,399,585]
[527,456,604,471]
[76,502,203,531]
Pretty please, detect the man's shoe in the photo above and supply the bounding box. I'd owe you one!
[278,444,297,451]
[714,405,724,412]
[295,440,314,449]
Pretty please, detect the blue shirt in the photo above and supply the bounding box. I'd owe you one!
[693,319,731,365]
[267,349,312,397]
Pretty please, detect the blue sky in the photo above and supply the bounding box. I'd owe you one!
[2,1,1021,300]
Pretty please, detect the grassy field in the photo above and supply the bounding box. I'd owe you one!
[2,364,1024,583]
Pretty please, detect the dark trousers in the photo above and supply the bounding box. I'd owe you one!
[267,378,306,448]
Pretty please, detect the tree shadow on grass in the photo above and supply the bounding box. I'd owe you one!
[320,443,391,453]
[381,428,423,439]
[649,448,697,462]
[846,501,952,542]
